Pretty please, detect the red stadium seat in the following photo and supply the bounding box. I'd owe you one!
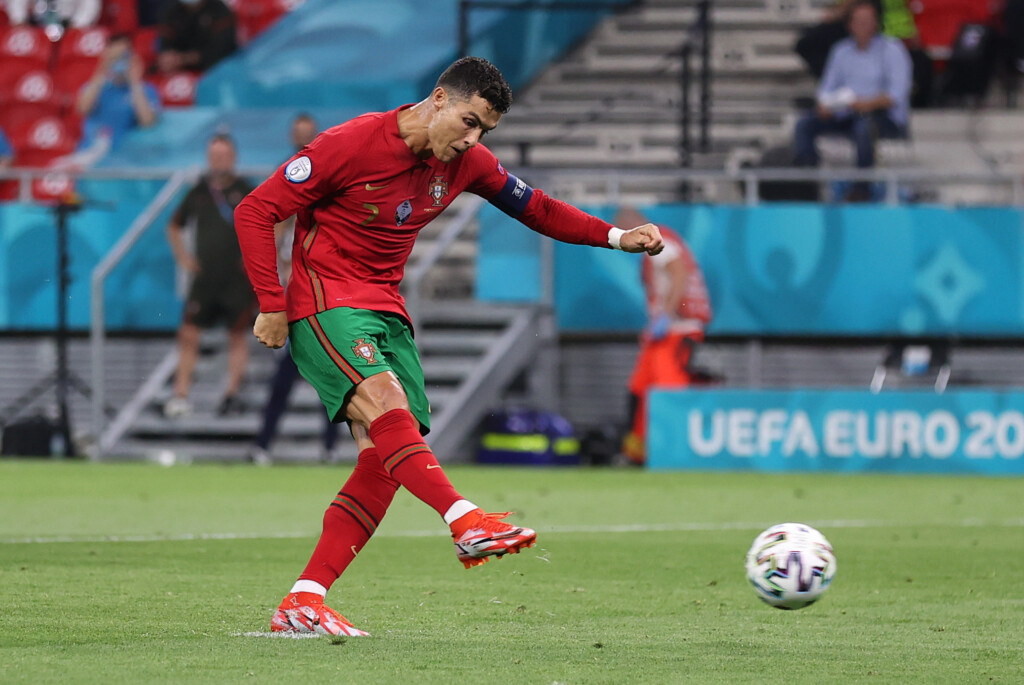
[150,71,198,107]
[0,71,63,140]
[0,25,51,64]
[132,27,159,71]
[57,27,109,63]
[53,59,97,103]
[2,68,58,104]
[910,0,995,57]
[0,26,52,91]
[30,170,76,203]
[99,0,138,33]
[14,116,76,156]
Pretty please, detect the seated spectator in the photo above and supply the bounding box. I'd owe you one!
[793,0,912,201]
[57,33,160,169]
[156,0,237,73]
[796,0,916,78]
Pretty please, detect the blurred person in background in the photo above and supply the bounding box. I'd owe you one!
[248,114,343,465]
[164,133,255,418]
[234,56,664,637]
[617,207,712,466]
[156,0,237,73]
[792,0,912,201]
[795,0,932,108]
[55,34,160,170]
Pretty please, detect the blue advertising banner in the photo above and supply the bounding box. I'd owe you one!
[648,388,1024,475]
[478,203,1024,336]
[0,180,183,331]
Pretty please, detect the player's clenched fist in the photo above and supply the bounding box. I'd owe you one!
[253,311,289,348]
[620,223,664,256]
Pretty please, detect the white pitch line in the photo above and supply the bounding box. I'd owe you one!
[2,517,1023,545]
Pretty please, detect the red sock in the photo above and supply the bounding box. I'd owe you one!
[297,447,399,590]
[368,408,462,517]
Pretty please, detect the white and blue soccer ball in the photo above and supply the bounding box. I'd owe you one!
[745,523,836,610]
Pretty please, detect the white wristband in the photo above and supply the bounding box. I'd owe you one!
[607,227,626,250]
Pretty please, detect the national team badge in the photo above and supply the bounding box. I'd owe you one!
[351,338,379,364]
[428,174,449,207]
[395,199,413,226]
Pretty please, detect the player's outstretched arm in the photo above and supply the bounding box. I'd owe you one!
[616,223,665,256]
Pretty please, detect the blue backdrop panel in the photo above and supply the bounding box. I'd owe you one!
[0,180,185,331]
[476,204,1024,336]
[648,388,1024,475]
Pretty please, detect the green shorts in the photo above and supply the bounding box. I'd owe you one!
[289,307,430,434]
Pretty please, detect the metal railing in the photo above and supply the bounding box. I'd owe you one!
[88,171,193,456]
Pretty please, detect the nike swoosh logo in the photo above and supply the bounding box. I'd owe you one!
[426,464,441,469]
[365,182,390,191]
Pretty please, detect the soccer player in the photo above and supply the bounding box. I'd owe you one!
[234,57,664,637]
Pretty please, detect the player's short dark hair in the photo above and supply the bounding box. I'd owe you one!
[436,56,512,114]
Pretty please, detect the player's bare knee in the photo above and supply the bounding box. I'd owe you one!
[345,372,411,427]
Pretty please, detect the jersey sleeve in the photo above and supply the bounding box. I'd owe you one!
[234,128,359,312]
[465,145,612,248]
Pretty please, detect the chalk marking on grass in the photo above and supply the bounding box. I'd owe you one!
[233,631,320,639]
[3,517,1024,545]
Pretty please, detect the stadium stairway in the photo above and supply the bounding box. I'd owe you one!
[101,301,552,464]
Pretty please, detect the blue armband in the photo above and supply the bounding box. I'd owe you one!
[489,172,534,218]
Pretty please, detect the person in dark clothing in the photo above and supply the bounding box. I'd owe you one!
[157,0,237,73]
[164,133,255,418]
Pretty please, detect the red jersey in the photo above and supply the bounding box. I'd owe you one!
[641,226,711,333]
[234,105,614,325]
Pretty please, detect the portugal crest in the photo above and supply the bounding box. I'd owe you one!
[351,338,379,364]
[428,174,449,207]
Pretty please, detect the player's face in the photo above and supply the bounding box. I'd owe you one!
[430,91,501,163]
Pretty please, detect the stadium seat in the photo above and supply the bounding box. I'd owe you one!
[57,27,108,64]
[0,26,52,91]
[13,116,76,157]
[54,27,108,103]
[150,71,198,107]
[1,68,59,107]
[132,27,159,71]
[911,0,995,59]
[99,0,138,34]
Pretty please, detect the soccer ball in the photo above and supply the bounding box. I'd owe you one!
[745,523,836,610]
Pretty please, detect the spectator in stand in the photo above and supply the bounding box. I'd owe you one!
[793,0,912,201]
[156,0,237,74]
[5,0,99,28]
[248,114,343,464]
[616,207,712,466]
[54,34,160,169]
[164,134,256,419]
[796,0,932,107]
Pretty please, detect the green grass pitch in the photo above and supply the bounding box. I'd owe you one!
[1,460,1023,683]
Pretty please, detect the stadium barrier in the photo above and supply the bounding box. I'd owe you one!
[648,388,1024,475]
